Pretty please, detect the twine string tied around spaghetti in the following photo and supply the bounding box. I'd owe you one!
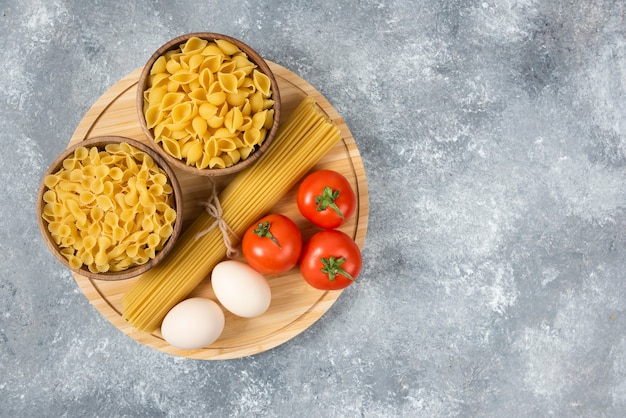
[194,178,239,258]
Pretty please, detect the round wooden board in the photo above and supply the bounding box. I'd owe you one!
[68,62,369,360]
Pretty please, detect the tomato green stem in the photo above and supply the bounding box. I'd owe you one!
[320,256,357,283]
[253,221,281,248]
[315,187,346,221]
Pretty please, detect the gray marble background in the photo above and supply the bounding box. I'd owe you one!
[1,0,625,417]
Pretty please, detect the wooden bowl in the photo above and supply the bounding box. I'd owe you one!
[136,32,281,177]
[37,136,184,281]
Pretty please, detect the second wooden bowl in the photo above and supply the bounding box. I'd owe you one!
[37,136,184,281]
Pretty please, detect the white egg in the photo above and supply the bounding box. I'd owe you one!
[160,297,225,350]
[211,260,271,318]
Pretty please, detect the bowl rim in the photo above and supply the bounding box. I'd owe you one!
[37,136,184,281]
[136,32,282,177]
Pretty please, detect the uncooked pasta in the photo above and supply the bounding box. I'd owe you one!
[122,96,341,332]
[41,142,177,273]
[143,36,275,169]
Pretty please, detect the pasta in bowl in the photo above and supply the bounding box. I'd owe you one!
[137,32,281,177]
[37,136,184,281]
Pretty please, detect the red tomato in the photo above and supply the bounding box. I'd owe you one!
[242,214,302,274]
[299,230,362,290]
[297,170,356,229]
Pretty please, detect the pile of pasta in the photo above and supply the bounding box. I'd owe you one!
[142,36,275,169]
[41,142,177,273]
[123,96,341,332]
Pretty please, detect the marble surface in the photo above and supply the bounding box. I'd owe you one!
[1,0,625,416]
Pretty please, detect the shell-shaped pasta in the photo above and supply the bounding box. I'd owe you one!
[243,128,262,147]
[226,91,247,107]
[239,116,253,132]
[197,68,213,91]
[173,129,191,141]
[212,127,233,138]
[224,107,243,133]
[239,76,255,92]
[169,71,198,85]
[198,103,218,120]
[253,70,272,97]
[207,115,224,129]
[241,101,252,116]
[143,37,278,170]
[149,73,170,89]
[153,120,170,141]
[159,92,186,111]
[215,39,241,56]
[161,136,183,159]
[239,146,254,160]
[263,99,275,110]
[192,116,208,137]
[150,56,167,75]
[200,55,222,73]
[251,110,267,130]
[232,55,256,73]
[208,156,226,169]
[188,88,207,104]
[188,79,201,92]
[187,53,205,72]
[145,106,164,129]
[198,153,211,169]
[249,90,264,113]
[171,102,194,124]
[201,42,223,56]
[222,154,234,167]
[186,141,203,165]
[167,80,181,93]
[207,91,226,106]
[217,102,229,117]
[218,72,238,94]
[204,137,219,158]
[165,59,182,75]
[218,60,237,75]
[216,137,238,152]
[264,109,275,130]
[182,37,209,55]
[227,149,241,165]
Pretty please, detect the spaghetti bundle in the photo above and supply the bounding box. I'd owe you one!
[122,96,341,332]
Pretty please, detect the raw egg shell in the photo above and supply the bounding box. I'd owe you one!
[161,297,225,350]
[212,260,271,318]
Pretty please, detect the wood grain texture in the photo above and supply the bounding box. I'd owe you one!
[68,62,369,360]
